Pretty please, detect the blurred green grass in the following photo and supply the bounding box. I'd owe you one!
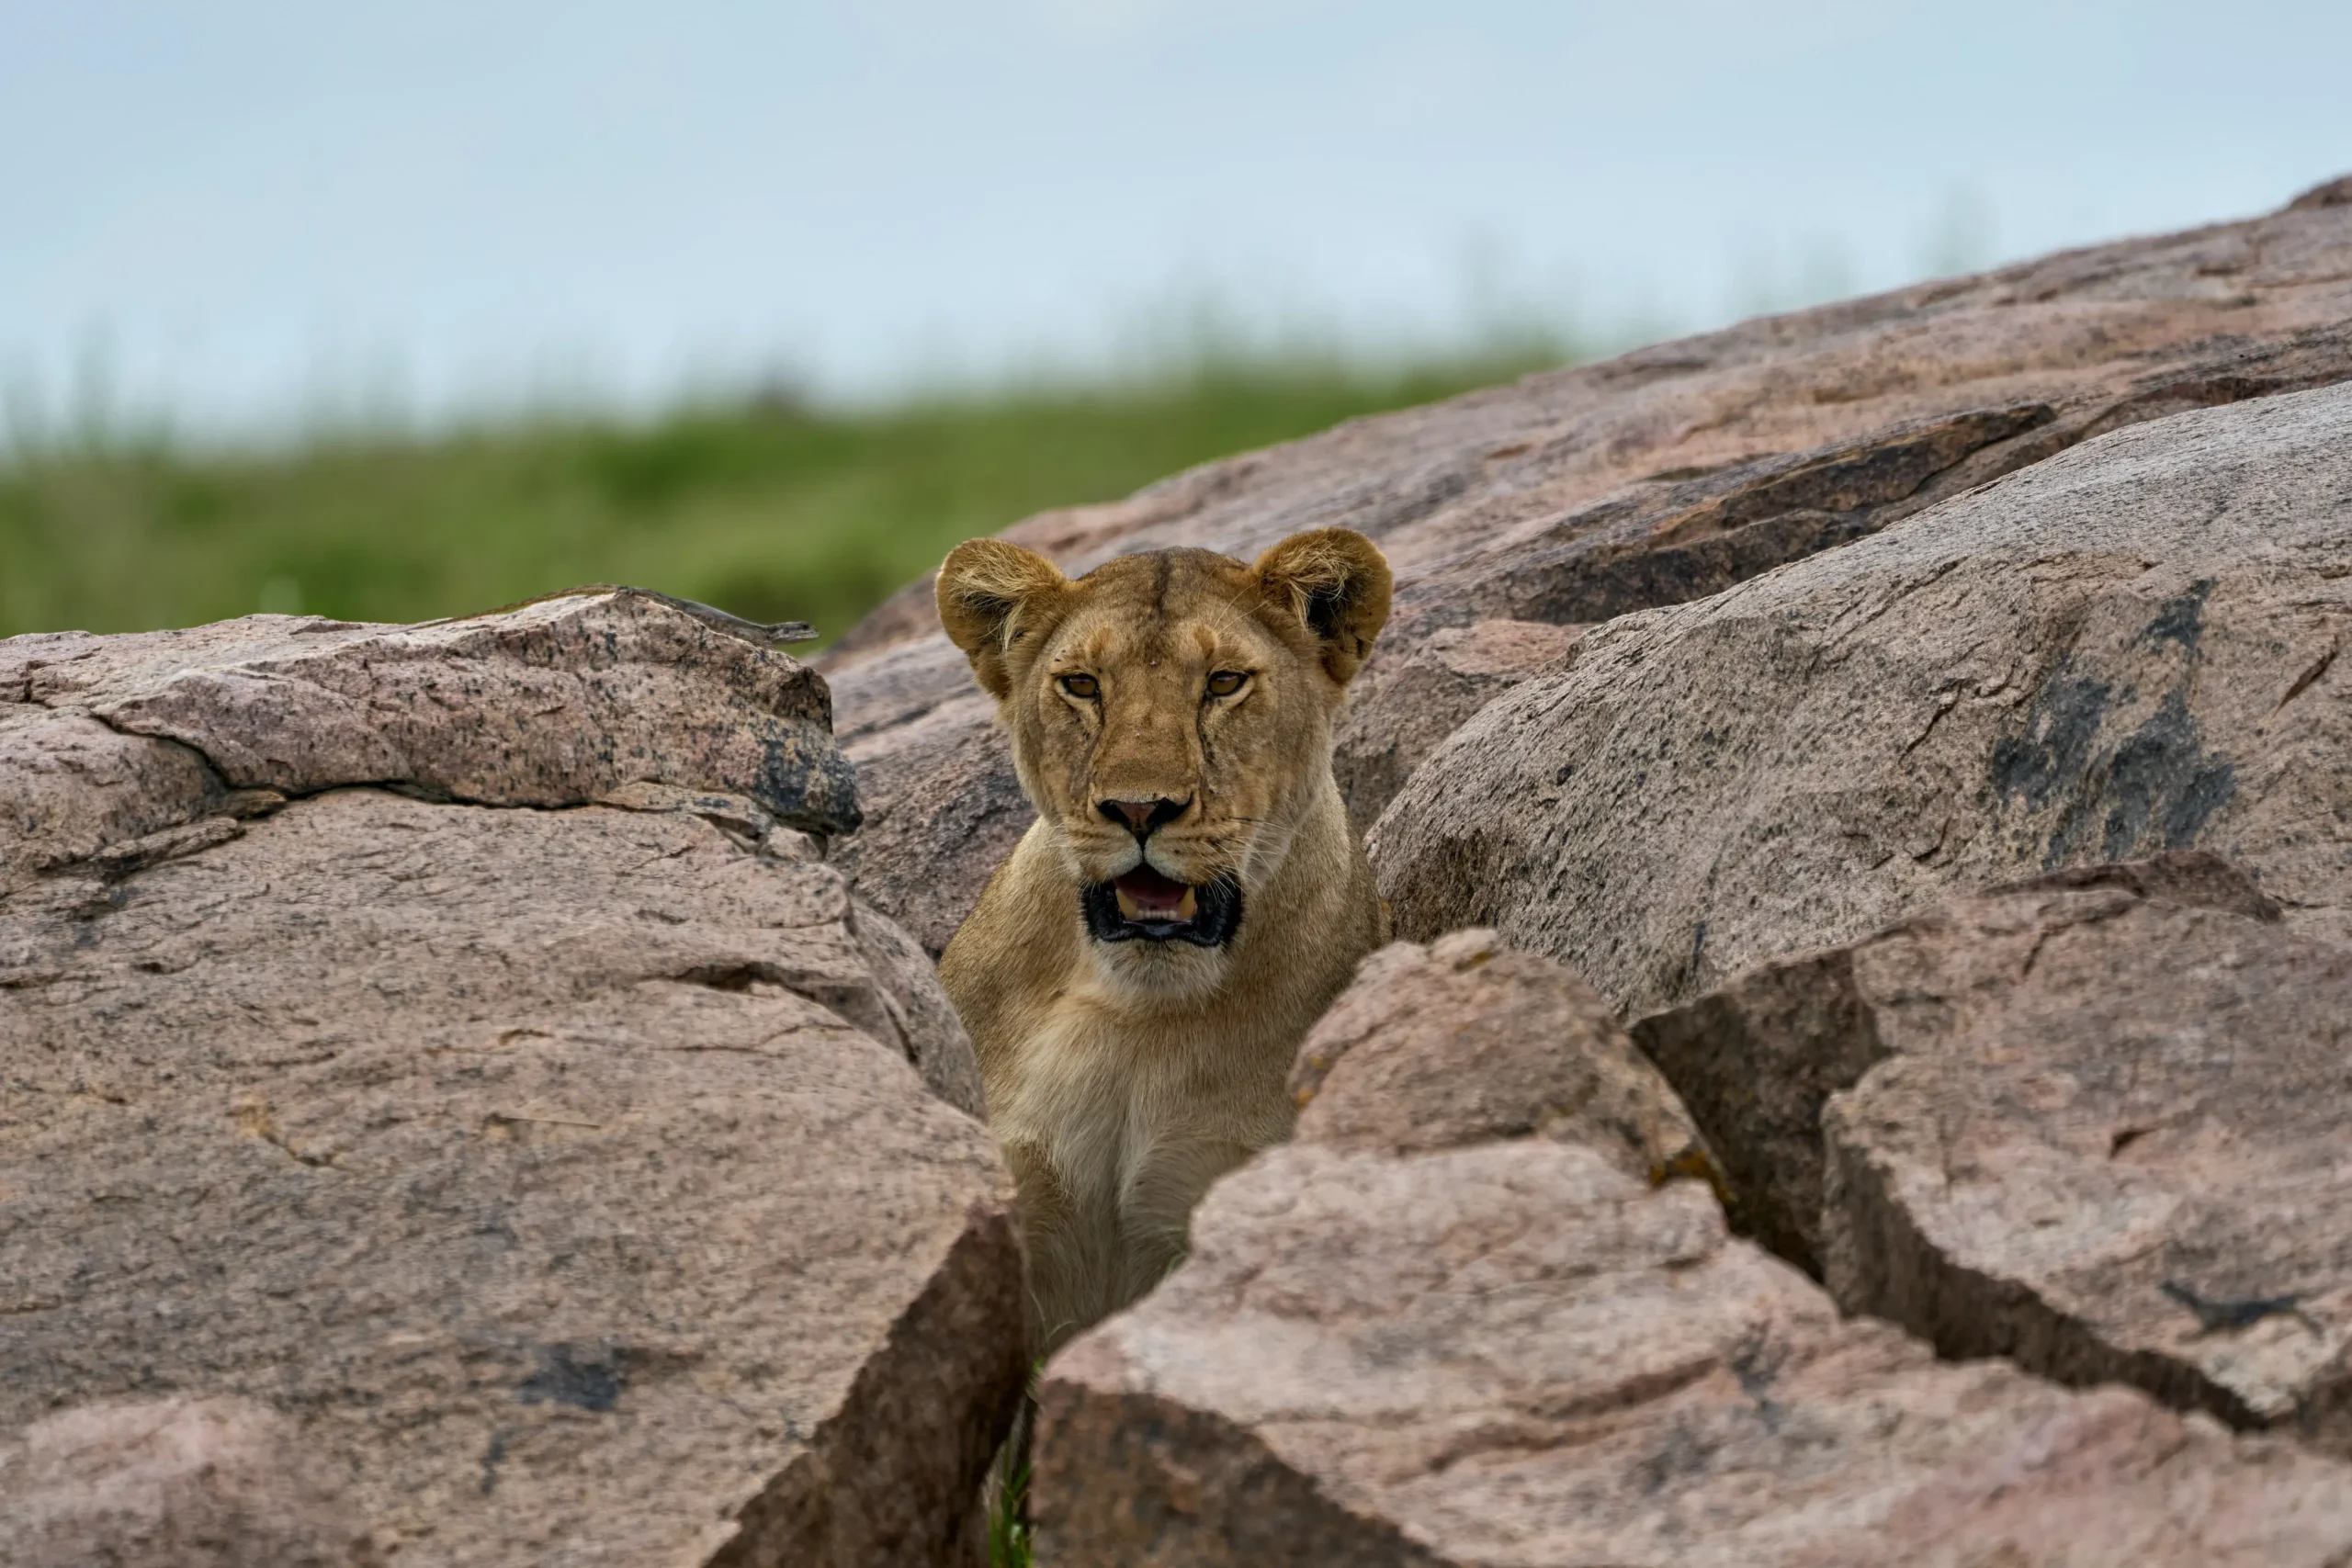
[0,348,1570,647]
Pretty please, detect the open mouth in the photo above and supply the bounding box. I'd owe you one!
[1080,864,1244,947]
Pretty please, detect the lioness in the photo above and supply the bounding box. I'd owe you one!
[934,528,1393,1348]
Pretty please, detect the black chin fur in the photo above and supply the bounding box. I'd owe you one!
[1080,874,1244,948]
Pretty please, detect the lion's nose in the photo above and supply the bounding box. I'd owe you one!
[1098,796,1190,838]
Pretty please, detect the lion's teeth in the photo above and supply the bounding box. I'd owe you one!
[1176,886,1198,921]
[1115,887,1143,919]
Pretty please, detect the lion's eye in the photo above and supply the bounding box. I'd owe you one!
[1058,673,1099,699]
[1204,671,1248,698]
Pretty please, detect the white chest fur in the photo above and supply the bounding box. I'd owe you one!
[986,980,1297,1335]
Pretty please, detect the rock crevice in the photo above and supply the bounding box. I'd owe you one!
[1035,931,2352,1565]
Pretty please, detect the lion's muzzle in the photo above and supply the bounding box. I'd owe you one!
[1080,867,1244,947]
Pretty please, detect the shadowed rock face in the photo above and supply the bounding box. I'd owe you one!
[0,592,1023,1567]
[1634,856,2352,1456]
[822,183,2352,954]
[1374,379,2352,1018]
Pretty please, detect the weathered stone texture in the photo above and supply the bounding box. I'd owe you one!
[1329,620,1584,838]
[824,185,2352,951]
[0,595,1020,1566]
[1287,929,1702,1176]
[0,1398,374,1568]
[3,587,858,897]
[1035,917,2352,1562]
[1036,1139,2352,1567]
[1630,855,2352,1453]
[1375,379,2352,1016]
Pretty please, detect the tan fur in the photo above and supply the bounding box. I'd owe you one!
[935,531,1393,1348]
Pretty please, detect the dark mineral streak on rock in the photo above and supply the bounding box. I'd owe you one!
[517,1344,631,1414]
[1377,383,2352,1017]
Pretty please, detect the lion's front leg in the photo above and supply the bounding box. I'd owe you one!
[1114,1134,1261,1310]
[1002,1136,1120,1353]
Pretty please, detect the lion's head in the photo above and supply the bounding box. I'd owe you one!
[936,528,1391,988]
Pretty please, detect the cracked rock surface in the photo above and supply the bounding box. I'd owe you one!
[1036,1127,2352,1565]
[1636,854,2352,1455]
[1037,925,2352,1565]
[2,586,861,898]
[821,183,2352,953]
[0,593,1021,1566]
[1374,378,2352,1018]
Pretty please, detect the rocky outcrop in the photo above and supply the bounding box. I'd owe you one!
[0,593,1022,1566]
[1035,929,2352,1563]
[1287,929,1702,1173]
[2,586,860,898]
[1375,378,2352,1017]
[1633,855,2352,1454]
[823,181,2352,953]
[1035,1115,2352,1565]
[19,186,2352,1565]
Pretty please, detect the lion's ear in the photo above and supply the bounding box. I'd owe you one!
[936,538,1071,700]
[1252,528,1393,685]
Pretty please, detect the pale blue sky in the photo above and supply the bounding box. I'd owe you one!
[5,1,2347,439]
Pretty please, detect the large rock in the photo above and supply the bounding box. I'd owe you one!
[1329,621,1586,840]
[1035,1141,2352,1567]
[2,586,861,899]
[823,181,2352,953]
[1631,855,2352,1454]
[1034,929,2352,1563]
[1627,852,2279,1272]
[0,595,1022,1566]
[1375,378,2352,1019]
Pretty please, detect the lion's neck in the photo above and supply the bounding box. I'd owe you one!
[946,765,1387,1349]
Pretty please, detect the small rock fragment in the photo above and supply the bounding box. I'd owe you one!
[1289,929,1705,1181]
